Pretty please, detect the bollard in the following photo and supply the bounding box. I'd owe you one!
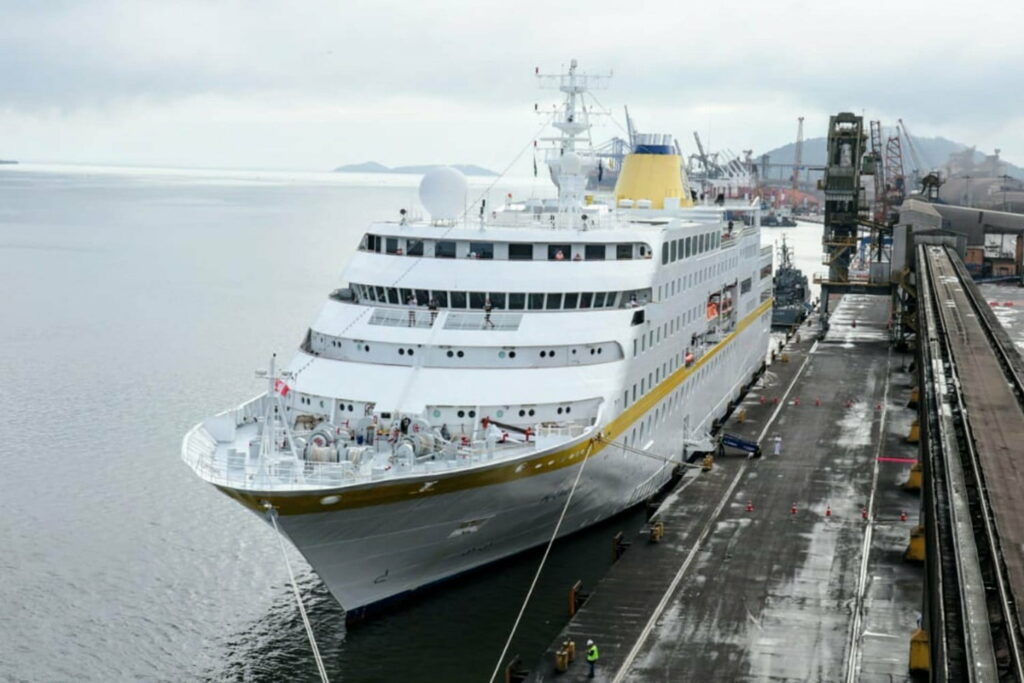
[569,580,590,617]
[565,639,576,662]
[649,520,665,543]
[702,454,714,471]
[737,408,747,423]
[554,648,569,673]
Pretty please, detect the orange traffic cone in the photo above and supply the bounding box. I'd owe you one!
[790,502,798,516]
[900,510,908,522]
[861,507,868,521]
[746,501,754,513]
[825,505,832,518]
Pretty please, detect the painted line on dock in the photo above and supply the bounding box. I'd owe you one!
[876,456,917,464]
[843,348,892,683]
[612,340,818,682]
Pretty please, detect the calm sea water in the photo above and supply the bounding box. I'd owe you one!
[2,165,1021,682]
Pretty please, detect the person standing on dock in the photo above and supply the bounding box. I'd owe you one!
[586,639,599,678]
[772,434,782,457]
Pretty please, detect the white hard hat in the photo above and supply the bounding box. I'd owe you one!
[587,639,594,646]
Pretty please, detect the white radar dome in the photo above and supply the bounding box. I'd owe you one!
[560,151,582,175]
[419,166,467,221]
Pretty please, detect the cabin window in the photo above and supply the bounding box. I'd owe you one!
[470,292,487,309]
[415,289,429,305]
[450,291,467,308]
[579,292,593,309]
[365,234,381,252]
[431,290,448,307]
[741,278,752,294]
[386,238,400,254]
[593,292,606,307]
[585,244,605,260]
[685,236,692,257]
[386,287,400,304]
[509,243,533,260]
[546,293,563,310]
[616,244,633,260]
[605,292,619,307]
[489,292,506,309]
[435,241,457,258]
[528,293,545,310]
[564,292,579,309]
[406,239,424,256]
[470,242,494,259]
[661,243,669,265]
[548,244,571,261]
[670,240,677,262]
[509,292,526,310]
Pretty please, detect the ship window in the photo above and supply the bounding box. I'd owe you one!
[698,234,704,253]
[415,289,429,305]
[470,242,494,259]
[616,243,633,260]
[436,241,457,258]
[509,243,533,260]
[375,286,386,301]
[545,293,562,310]
[489,292,506,309]
[399,288,412,304]
[528,409,535,416]
[549,244,571,261]
[509,292,526,310]
[386,237,399,254]
[585,244,605,261]
[519,409,526,417]
[685,236,692,257]
[450,291,467,308]
[564,292,579,309]
[470,292,486,309]
[457,350,464,358]
[677,238,684,259]
[557,407,563,414]
[605,292,619,308]
[593,292,606,307]
[661,243,669,265]
[431,290,449,307]
[540,350,547,358]
[468,410,476,418]
[528,293,545,310]
[670,240,678,262]
[398,348,405,355]
[407,239,424,256]
[579,292,593,309]
[457,410,465,418]
[741,278,752,294]
[509,351,516,358]
[386,287,399,304]
[447,350,454,358]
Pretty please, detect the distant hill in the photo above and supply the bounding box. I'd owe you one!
[762,135,1024,180]
[333,162,497,176]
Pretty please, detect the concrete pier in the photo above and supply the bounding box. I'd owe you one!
[532,294,922,682]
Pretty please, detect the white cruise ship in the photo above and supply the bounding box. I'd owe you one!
[182,61,774,618]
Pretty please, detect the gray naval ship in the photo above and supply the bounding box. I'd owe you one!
[771,235,810,327]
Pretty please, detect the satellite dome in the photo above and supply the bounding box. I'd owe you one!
[419,167,467,221]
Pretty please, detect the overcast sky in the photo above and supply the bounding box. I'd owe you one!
[2,0,1022,173]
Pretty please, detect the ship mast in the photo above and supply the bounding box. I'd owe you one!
[536,59,609,228]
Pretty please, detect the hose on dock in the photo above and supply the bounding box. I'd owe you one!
[265,505,330,683]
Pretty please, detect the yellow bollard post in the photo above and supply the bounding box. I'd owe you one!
[906,418,920,444]
[649,520,665,543]
[737,408,747,424]
[908,628,930,674]
[554,648,569,673]
[903,462,922,491]
[905,525,925,562]
[702,454,714,471]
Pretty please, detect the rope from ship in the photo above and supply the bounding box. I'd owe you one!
[487,437,596,683]
[595,434,701,469]
[265,504,330,683]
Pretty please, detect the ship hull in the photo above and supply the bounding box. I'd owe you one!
[268,307,770,615]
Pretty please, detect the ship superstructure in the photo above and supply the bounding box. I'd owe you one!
[183,60,773,617]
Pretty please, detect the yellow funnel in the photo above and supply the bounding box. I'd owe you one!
[614,153,693,209]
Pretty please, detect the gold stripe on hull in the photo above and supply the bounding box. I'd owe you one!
[219,298,773,515]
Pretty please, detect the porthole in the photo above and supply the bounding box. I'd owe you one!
[528,409,535,416]
[348,404,354,412]
[590,348,595,355]
[496,410,504,418]
[433,409,441,417]
[509,351,516,358]
[519,409,526,417]
[457,410,465,418]
[540,351,547,358]
[566,406,571,414]
[364,344,370,352]
[549,349,555,356]
[399,348,406,355]
[571,349,577,355]
[408,348,414,356]
[499,351,506,359]
[597,347,603,354]
[447,350,454,358]
[557,407,563,415]
[457,350,465,358]
[468,410,476,418]
[319,400,325,407]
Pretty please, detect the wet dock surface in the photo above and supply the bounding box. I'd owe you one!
[532,295,922,682]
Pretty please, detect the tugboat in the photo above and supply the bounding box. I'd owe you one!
[771,235,810,327]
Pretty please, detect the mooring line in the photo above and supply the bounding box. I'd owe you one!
[266,506,330,683]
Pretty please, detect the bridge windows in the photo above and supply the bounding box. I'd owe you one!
[508,243,533,260]
[436,240,457,258]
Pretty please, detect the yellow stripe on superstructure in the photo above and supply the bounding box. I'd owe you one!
[222,298,773,515]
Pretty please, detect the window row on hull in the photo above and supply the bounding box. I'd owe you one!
[335,284,654,311]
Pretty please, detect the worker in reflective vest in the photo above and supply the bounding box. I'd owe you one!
[586,639,599,678]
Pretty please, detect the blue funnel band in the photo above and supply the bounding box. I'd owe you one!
[633,144,674,155]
